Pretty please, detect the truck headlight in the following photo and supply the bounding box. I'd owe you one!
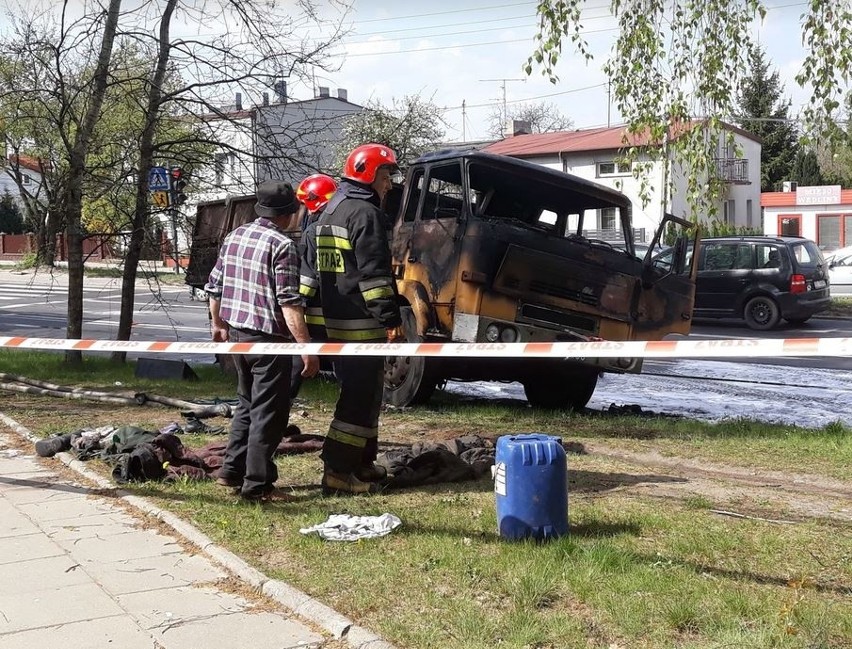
[499,327,518,342]
[485,324,500,342]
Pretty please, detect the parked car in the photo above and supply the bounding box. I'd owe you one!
[824,246,852,294]
[689,236,830,330]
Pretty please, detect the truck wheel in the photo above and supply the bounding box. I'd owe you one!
[383,307,437,407]
[523,368,599,410]
[743,296,780,330]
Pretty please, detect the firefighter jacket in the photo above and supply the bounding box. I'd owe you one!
[298,218,327,340]
[301,179,401,341]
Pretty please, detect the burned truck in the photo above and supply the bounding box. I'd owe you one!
[382,149,698,409]
[186,149,699,410]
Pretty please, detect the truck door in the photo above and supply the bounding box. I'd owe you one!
[634,214,699,338]
[395,162,466,305]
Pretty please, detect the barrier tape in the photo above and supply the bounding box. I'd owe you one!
[1,336,852,358]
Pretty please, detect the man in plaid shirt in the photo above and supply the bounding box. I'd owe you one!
[205,180,318,502]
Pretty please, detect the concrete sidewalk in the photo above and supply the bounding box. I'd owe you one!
[0,423,392,649]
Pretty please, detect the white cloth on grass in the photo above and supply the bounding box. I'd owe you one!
[299,513,402,541]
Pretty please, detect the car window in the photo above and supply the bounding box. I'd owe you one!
[835,253,852,267]
[756,244,785,270]
[790,241,821,268]
[703,243,752,270]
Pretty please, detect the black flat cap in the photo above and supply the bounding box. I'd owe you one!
[255,180,300,218]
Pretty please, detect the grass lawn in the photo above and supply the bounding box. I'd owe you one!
[1,351,850,649]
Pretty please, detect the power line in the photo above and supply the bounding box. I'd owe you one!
[341,25,619,58]
[350,1,540,24]
[442,83,606,112]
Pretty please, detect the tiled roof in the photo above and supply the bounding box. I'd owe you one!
[484,120,760,157]
[7,154,44,173]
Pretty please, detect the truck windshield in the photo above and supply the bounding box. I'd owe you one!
[467,162,628,245]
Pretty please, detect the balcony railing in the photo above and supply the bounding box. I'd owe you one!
[714,157,750,184]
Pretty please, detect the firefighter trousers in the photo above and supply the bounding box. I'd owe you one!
[321,354,384,473]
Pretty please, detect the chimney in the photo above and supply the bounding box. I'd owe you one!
[337,88,348,101]
[782,181,798,193]
[235,92,242,111]
[273,79,287,104]
[318,86,330,98]
[508,119,532,136]
[262,92,269,107]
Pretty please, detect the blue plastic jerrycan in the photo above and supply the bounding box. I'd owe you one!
[494,433,568,541]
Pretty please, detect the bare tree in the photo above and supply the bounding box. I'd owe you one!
[332,95,447,171]
[487,101,574,138]
[1,0,345,363]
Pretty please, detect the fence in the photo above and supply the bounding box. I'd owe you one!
[0,233,119,262]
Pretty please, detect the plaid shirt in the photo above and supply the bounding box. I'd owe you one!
[205,217,302,337]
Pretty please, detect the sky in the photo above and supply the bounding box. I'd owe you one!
[298,0,820,142]
[0,1,823,143]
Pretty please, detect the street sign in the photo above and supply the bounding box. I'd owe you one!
[151,190,171,209]
[148,166,170,191]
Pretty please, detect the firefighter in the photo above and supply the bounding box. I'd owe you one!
[310,143,403,495]
[296,173,337,231]
[292,174,338,398]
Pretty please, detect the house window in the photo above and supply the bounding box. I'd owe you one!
[746,199,753,228]
[723,200,736,224]
[596,161,632,177]
[21,174,31,185]
[214,153,227,188]
[816,213,852,249]
[599,207,617,230]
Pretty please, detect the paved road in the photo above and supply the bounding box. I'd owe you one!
[0,270,212,362]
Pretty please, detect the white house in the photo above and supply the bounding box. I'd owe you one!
[193,85,363,204]
[484,121,762,243]
[1,154,44,212]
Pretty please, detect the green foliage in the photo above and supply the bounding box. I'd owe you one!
[0,188,24,233]
[529,1,852,214]
[791,148,825,186]
[333,95,447,172]
[704,220,763,238]
[735,46,799,192]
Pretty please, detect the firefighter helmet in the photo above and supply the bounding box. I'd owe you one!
[342,143,398,184]
[296,174,337,213]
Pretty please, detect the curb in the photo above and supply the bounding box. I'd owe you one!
[0,411,397,649]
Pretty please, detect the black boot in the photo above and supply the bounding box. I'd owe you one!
[35,433,73,458]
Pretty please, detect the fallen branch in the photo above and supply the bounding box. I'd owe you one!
[0,382,139,405]
[709,509,797,525]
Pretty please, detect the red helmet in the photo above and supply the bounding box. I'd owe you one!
[296,174,337,213]
[343,143,398,184]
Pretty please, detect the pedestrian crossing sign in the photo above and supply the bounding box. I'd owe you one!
[148,166,170,191]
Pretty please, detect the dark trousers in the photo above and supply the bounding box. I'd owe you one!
[321,354,384,473]
[220,331,293,499]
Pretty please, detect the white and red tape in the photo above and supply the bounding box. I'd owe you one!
[1,336,852,358]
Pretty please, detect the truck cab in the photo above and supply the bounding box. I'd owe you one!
[382,149,699,409]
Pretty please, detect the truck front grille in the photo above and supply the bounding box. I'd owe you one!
[528,280,600,306]
[519,304,598,334]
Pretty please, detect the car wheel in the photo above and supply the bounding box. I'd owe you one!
[743,296,781,330]
[383,307,438,407]
[785,317,810,326]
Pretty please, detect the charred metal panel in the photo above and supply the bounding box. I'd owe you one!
[492,245,634,321]
[408,219,461,299]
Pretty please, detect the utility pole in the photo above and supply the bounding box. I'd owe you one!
[462,99,466,141]
[479,77,526,136]
[607,81,611,128]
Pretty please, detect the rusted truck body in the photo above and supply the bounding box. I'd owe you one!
[186,149,699,410]
[382,149,698,409]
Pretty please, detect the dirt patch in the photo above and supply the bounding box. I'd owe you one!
[581,442,852,523]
